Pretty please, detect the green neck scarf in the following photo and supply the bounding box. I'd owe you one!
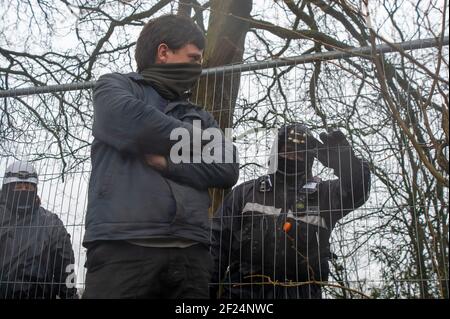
[140,63,202,101]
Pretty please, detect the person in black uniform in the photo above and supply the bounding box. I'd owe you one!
[0,161,78,299]
[211,123,371,299]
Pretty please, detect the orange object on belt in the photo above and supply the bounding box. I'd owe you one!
[283,221,292,232]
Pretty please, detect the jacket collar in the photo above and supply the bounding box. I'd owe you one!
[126,72,145,82]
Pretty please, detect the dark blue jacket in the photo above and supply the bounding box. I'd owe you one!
[83,72,239,246]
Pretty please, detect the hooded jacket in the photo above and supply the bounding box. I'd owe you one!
[0,197,77,299]
[211,129,371,298]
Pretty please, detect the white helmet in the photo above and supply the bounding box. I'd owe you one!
[3,161,38,186]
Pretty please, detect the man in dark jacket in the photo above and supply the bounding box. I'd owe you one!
[82,14,239,299]
[211,123,371,299]
[0,161,78,299]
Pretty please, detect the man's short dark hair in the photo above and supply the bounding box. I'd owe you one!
[135,14,205,72]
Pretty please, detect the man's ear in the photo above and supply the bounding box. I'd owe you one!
[156,43,170,64]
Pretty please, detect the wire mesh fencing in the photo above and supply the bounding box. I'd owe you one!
[0,37,448,299]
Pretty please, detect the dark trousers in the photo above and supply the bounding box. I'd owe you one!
[83,241,212,299]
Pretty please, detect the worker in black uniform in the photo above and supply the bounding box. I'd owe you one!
[211,123,371,299]
[0,161,78,299]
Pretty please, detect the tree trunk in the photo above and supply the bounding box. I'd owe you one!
[177,0,194,17]
[192,0,252,215]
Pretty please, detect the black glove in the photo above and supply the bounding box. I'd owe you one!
[316,130,355,177]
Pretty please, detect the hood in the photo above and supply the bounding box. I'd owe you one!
[267,124,315,178]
